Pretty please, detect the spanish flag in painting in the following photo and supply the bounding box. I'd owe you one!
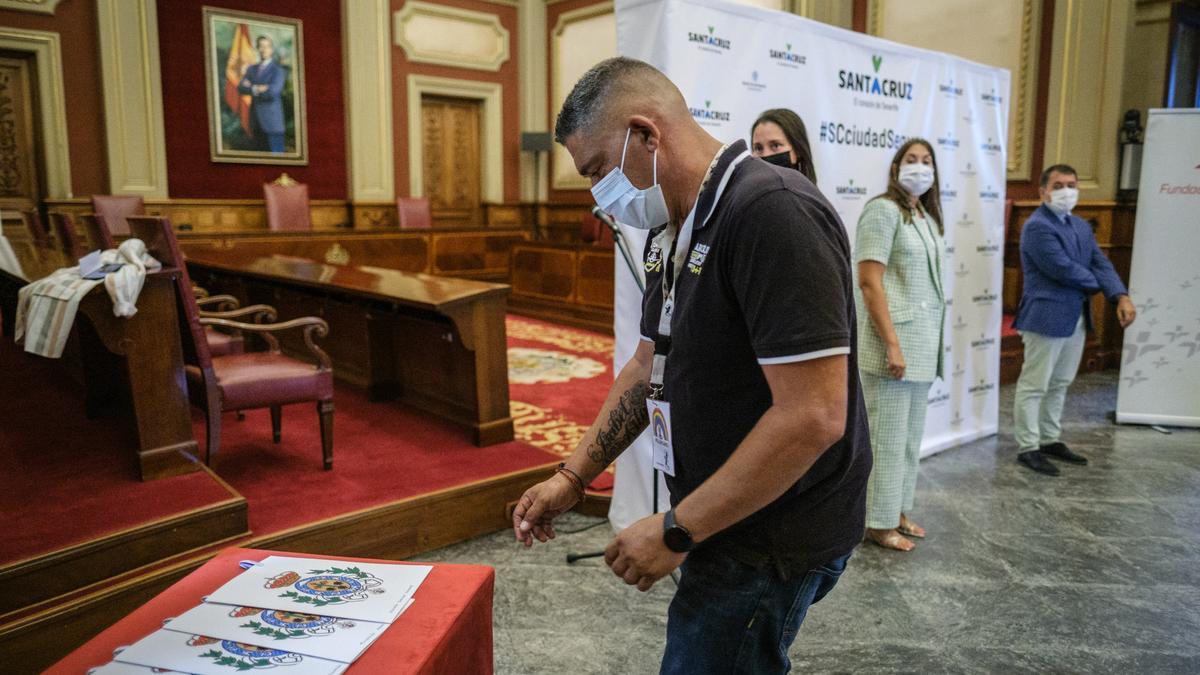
[223,23,257,136]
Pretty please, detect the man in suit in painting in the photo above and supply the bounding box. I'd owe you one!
[239,35,287,153]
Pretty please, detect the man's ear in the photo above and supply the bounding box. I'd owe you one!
[628,115,660,153]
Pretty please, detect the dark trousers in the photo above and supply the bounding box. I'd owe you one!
[660,548,849,674]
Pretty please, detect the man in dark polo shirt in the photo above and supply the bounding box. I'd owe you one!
[512,57,870,674]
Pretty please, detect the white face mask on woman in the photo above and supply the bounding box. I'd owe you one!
[1046,187,1079,216]
[590,128,670,230]
[897,163,934,197]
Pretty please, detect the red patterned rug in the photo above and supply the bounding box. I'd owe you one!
[505,315,615,492]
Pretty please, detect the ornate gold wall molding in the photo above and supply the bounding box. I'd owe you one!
[1043,0,1133,199]
[550,2,615,191]
[45,198,353,233]
[405,75,504,204]
[0,0,62,15]
[343,0,395,203]
[393,1,511,72]
[0,27,70,198]
[96,0,169,197]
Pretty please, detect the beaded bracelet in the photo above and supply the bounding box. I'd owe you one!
[555,462,586,502]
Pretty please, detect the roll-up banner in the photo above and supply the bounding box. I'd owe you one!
[609,0,1009,529]
[1116,109,1200,428]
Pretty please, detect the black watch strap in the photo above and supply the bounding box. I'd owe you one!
[663,508,694,553]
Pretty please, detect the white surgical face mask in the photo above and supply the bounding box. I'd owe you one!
[897,162,934,197]
[1046,187,1079,216]
[590,128,670,230]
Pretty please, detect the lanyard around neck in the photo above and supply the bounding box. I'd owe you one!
[648,147,750,398]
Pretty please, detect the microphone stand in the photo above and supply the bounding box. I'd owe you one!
[567,209,676,587]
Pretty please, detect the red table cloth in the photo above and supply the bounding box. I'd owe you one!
[46,547,494,674]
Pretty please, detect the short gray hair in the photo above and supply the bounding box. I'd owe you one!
[554,57,663,144]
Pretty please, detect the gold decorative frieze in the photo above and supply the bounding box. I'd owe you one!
[393,1,511,72]
[0,0,62,15]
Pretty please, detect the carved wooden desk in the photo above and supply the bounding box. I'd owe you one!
[0,267,200,481]
[185,252,514,446]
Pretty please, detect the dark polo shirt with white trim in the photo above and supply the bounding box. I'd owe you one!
[639,140,870,576]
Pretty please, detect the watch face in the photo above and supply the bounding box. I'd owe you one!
[664,526,692,553]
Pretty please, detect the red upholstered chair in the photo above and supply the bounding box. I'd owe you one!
[263,174,312,231]
[126,215,334,470]
[48,212,91,262]
[91,195,145,238]
[396,197,432,230]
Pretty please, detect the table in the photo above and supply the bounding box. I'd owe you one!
[45,547,495,675]
[185,252,514,446]
[0,267,200,481]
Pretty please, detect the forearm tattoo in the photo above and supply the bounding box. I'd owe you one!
[586,380,651,468]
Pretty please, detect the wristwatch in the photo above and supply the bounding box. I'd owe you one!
[662,508,694,553]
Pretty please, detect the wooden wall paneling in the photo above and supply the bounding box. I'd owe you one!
[432,230,527,277]
[511,244,577,302]
[576,248,615,308]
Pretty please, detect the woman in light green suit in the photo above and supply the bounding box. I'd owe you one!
[855,138,946,552]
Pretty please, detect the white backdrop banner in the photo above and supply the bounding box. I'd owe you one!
[1116,109,1200,427]
[609,0,1009,529]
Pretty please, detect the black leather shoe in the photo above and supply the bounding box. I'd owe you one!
[1018,450,1060,476]
[1040,442,1088,465]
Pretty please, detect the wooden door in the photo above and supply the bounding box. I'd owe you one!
[421,96,482,228]
[0,53,42,214]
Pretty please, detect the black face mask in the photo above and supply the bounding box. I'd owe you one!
[761,150,796,170]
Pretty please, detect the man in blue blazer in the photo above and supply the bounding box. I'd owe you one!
[1012,164,1137,475]
[239,36,288,153]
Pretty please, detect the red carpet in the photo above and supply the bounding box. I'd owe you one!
[505,315,616,492]
[3,315,612,565]
[0,341,237,565]
[197,384,559,535]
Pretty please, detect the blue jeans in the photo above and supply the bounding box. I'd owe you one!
[660,548,849,674]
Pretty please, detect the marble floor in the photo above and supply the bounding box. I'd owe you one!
[413,372,1200,674]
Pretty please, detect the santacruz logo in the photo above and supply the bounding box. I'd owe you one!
[834,178,868,199]
[970,378,996,395]
[953,314,969,331]
[960,162,977,178]
[981,88,1004,105]
[939,80,963,97]
[837,55,914,101]
[981,137,1002,154]
[690,100,731,124]
[979,185,1001,200]
[945,244,956,256]
[928,390,950,406]
[952,361,966,378]
[769,43,806,67]
[941,183,958,200]
[972,333,996,349]
[957,212,974,228]
[937,132,960,150]
[955,262,970,278]
[976,240,1000,256]
[972,288,998,304]
[688,26,731,51]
